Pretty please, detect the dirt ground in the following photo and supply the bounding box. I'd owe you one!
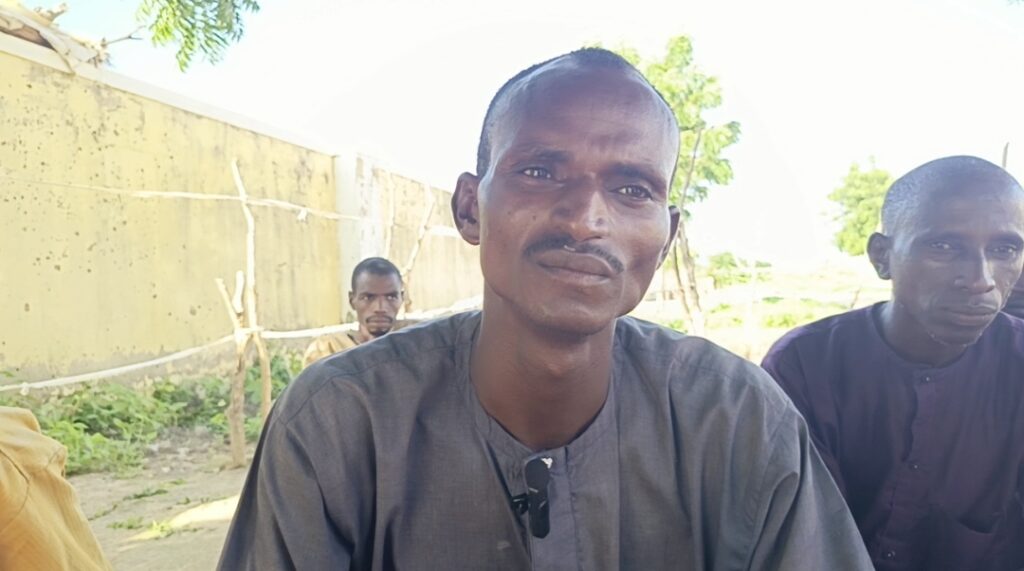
[72,429,253,571]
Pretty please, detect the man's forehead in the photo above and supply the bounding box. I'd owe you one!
[487,62,678,172]
[354,272,402,290]
[906,183,1024,235]
[495,61,673,132]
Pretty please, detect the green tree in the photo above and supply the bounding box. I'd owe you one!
[613,37,741,334]
[137,0,259,70]
[828,160,892,256]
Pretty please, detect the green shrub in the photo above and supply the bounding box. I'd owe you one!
[43,419,143,474]
[153,376,227,429]
[243,354,299,405]
[56,384,182,443]
[0,350,301,475]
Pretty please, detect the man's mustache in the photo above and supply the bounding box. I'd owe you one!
[524,235,625,274]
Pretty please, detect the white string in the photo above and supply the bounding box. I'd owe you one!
[2,296,482,394]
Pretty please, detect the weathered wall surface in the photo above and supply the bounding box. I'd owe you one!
[363,165,480,316]
[0,40,481,384]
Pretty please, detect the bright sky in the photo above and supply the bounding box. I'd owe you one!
[32,0,1024,268]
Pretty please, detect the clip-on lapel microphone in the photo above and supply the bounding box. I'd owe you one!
[522,455,552,538]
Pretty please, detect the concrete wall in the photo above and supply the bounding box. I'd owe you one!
[0,37,481,384]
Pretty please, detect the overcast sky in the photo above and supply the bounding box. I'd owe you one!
[31,0,1024,267]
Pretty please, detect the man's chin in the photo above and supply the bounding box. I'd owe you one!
[366,327,392,338]
[930,325,987,349]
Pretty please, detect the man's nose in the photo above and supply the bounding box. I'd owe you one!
[956,254,997,295]
[551,177,610,243]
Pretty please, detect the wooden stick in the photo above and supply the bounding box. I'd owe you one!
[216,277,249,468]
[231,160,273,421]
[253,334,272,420]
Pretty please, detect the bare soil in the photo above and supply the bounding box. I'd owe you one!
[72,429,252,571]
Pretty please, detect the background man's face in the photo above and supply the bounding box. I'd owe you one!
[349,272,403,337]
[468,65,679,336]
[885,185,1024,346]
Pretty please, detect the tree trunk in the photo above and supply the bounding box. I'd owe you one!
[228,335,253,468]
[675,220,705,336]
[670,241,692,325]
[673,127,705,335]
[254,333,272,420]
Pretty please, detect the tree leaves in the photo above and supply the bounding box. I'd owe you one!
[617,36,740,209]
[137,0,260,71]
[828,160,893,256]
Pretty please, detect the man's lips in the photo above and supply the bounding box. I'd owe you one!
[532,249,617,279]
[941,304,999,326]
[944,304,1000,316]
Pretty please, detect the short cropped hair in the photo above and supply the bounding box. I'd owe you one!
[475,47,674,177]
[880,155,1023,234]
[351,257,402,291]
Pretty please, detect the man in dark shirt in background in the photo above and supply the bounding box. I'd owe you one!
[1004,274,1024,318]
[762,155,1024,571]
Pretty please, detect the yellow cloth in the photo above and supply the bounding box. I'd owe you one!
[302,331,360,367]
[0,407,112,571]
[302,320,416,367]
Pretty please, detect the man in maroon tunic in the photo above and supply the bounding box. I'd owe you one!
[763,155,1024,571]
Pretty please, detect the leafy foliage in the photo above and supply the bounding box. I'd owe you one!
[609,37,741,334]
[0,353,301,474]
[615,37,741,210]
[828,160,893,256]
[42,419,143,475]
[137,0,260,70]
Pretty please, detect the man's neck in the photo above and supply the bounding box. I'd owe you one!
[470,297,615,451]
[354,327,377,345]
[876,301,967,367]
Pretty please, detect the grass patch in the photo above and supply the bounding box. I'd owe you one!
[0,353,302,475]
[109,516,144,530]
[127,486,169,500]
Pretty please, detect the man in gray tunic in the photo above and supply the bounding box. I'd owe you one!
[218,48,871,570]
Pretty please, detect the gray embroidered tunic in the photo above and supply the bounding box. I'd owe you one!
[218,312,871,570]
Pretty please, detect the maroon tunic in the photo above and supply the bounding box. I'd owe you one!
[763,303,1024,571]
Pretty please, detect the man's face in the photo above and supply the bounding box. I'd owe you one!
[874,185,1024,347]
[453,64,680,336]
[349,272,403,338]
[1005,274,1024,319]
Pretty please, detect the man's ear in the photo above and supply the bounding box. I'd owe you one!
[452,172,481,245]
[867,232,892,280]
[348,290,355,309]
[658,205,682,265]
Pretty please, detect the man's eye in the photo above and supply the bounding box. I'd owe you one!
[521,167,552,179]
[991,244,1020,257]
[614,185,653,200]
[930,241,954,251]
[387,294,400,300]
